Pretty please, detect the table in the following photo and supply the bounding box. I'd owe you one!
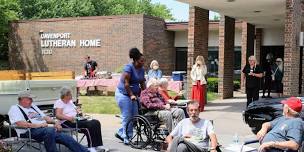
[76,78,183,93]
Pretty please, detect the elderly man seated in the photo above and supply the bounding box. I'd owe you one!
[166,101,218,152]
[257,97,303,152]
[140,78,185,132]
[8,90,88,152]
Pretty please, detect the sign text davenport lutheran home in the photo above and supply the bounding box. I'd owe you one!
[40,32,101,55]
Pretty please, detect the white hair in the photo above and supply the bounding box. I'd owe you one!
[147,78,159,88]
[60,86,72,99]
[159,78,168,87]
[248,55,256,61]
[150,60,159,69]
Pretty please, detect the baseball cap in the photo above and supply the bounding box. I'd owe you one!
[18,90,36,99]
[281,97,302,113]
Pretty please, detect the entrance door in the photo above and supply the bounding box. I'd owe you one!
[175,47,187,71]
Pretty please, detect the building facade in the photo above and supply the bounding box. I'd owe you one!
[8,6,303,98]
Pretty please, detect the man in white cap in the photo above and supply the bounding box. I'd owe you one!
[8,90,88,152]
[257,97,303,152]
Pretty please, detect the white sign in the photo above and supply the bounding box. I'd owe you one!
[40,32,101,51]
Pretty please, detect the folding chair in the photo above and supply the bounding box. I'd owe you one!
[52,108,88,146]
[3,123,42,152]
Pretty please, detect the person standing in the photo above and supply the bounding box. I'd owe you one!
[147,60,162,81]
[190,56,207,112]
[262,54,273,98]
[242,56,263,106]
[83,55,98,79]
[114,48,146,145]
[272,58,284,98]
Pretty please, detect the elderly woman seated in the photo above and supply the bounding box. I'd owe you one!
[158,78,184,104]
[140,79,185,132]
[54,86,107,152]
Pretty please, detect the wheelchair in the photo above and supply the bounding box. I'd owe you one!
[125,100,169,150]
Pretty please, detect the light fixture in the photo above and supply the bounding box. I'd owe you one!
[227,0,235,2]
[253,10,261,13]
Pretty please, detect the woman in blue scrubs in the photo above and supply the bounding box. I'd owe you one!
[115,48,146,144]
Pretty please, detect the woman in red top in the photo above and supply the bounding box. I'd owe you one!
[158,78,183,104]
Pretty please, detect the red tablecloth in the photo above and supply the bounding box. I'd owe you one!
[77,78,182,93]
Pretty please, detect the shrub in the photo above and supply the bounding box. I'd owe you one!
[206,77,240,92]
[207,77,218,92]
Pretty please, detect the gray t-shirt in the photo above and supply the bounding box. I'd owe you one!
[262,117,303,145]
[170,118,215,148]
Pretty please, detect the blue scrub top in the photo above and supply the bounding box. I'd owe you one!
[117,63,145,96]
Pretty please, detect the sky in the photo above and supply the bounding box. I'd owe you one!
[151,0,219,22]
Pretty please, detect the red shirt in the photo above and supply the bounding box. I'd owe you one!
[158,89,179,103]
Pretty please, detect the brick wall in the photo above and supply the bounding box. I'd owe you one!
[218,15,235,99]
[240,22,255,92]
[187,6,209,99]
[283,0,301,96]
[143,15,175,75]
[8,14,174,75]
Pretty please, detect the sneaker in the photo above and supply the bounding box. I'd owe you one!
[96,146,109,152]
[114,133,123,142]
[88,147,97,152]
[123,139,129,145]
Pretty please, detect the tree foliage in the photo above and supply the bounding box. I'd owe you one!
[0,0,20,59]
[0,0,173,61]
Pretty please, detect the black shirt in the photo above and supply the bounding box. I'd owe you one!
[242,64,263,88]
[84,60,97,77]
[263,61,273,77]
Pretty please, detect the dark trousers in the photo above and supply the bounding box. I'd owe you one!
[263,76,272,96]
[62,119,103,147]
[246,87,259,106]
[21,127,87,152]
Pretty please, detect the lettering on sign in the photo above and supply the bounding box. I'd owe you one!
[39,32,101,55]
[41,49,53,55]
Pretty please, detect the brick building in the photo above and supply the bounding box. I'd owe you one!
[176,0,304,98]
[9,15,175,75]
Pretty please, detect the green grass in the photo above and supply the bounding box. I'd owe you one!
[207,91,218,101]
[79,96,120,114]
[80,91,218,114]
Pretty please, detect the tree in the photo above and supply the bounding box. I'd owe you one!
[0,0,20,60]
[19,0,96,19]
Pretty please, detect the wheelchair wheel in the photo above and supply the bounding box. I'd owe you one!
[126,115,152,149]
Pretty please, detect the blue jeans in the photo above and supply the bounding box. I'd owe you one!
[115,89,138,143]
[22,127,88,152]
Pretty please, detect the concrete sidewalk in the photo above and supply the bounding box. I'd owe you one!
[7,92,257,151]
[93,91,257,152]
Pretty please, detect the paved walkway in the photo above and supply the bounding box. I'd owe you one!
[94,91,258,152]
[6,91,259,151]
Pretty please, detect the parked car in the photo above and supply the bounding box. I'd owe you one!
[242,97,304,134]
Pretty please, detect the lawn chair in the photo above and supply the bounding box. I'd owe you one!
[52,108,90,146]
[3,122,42,152]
